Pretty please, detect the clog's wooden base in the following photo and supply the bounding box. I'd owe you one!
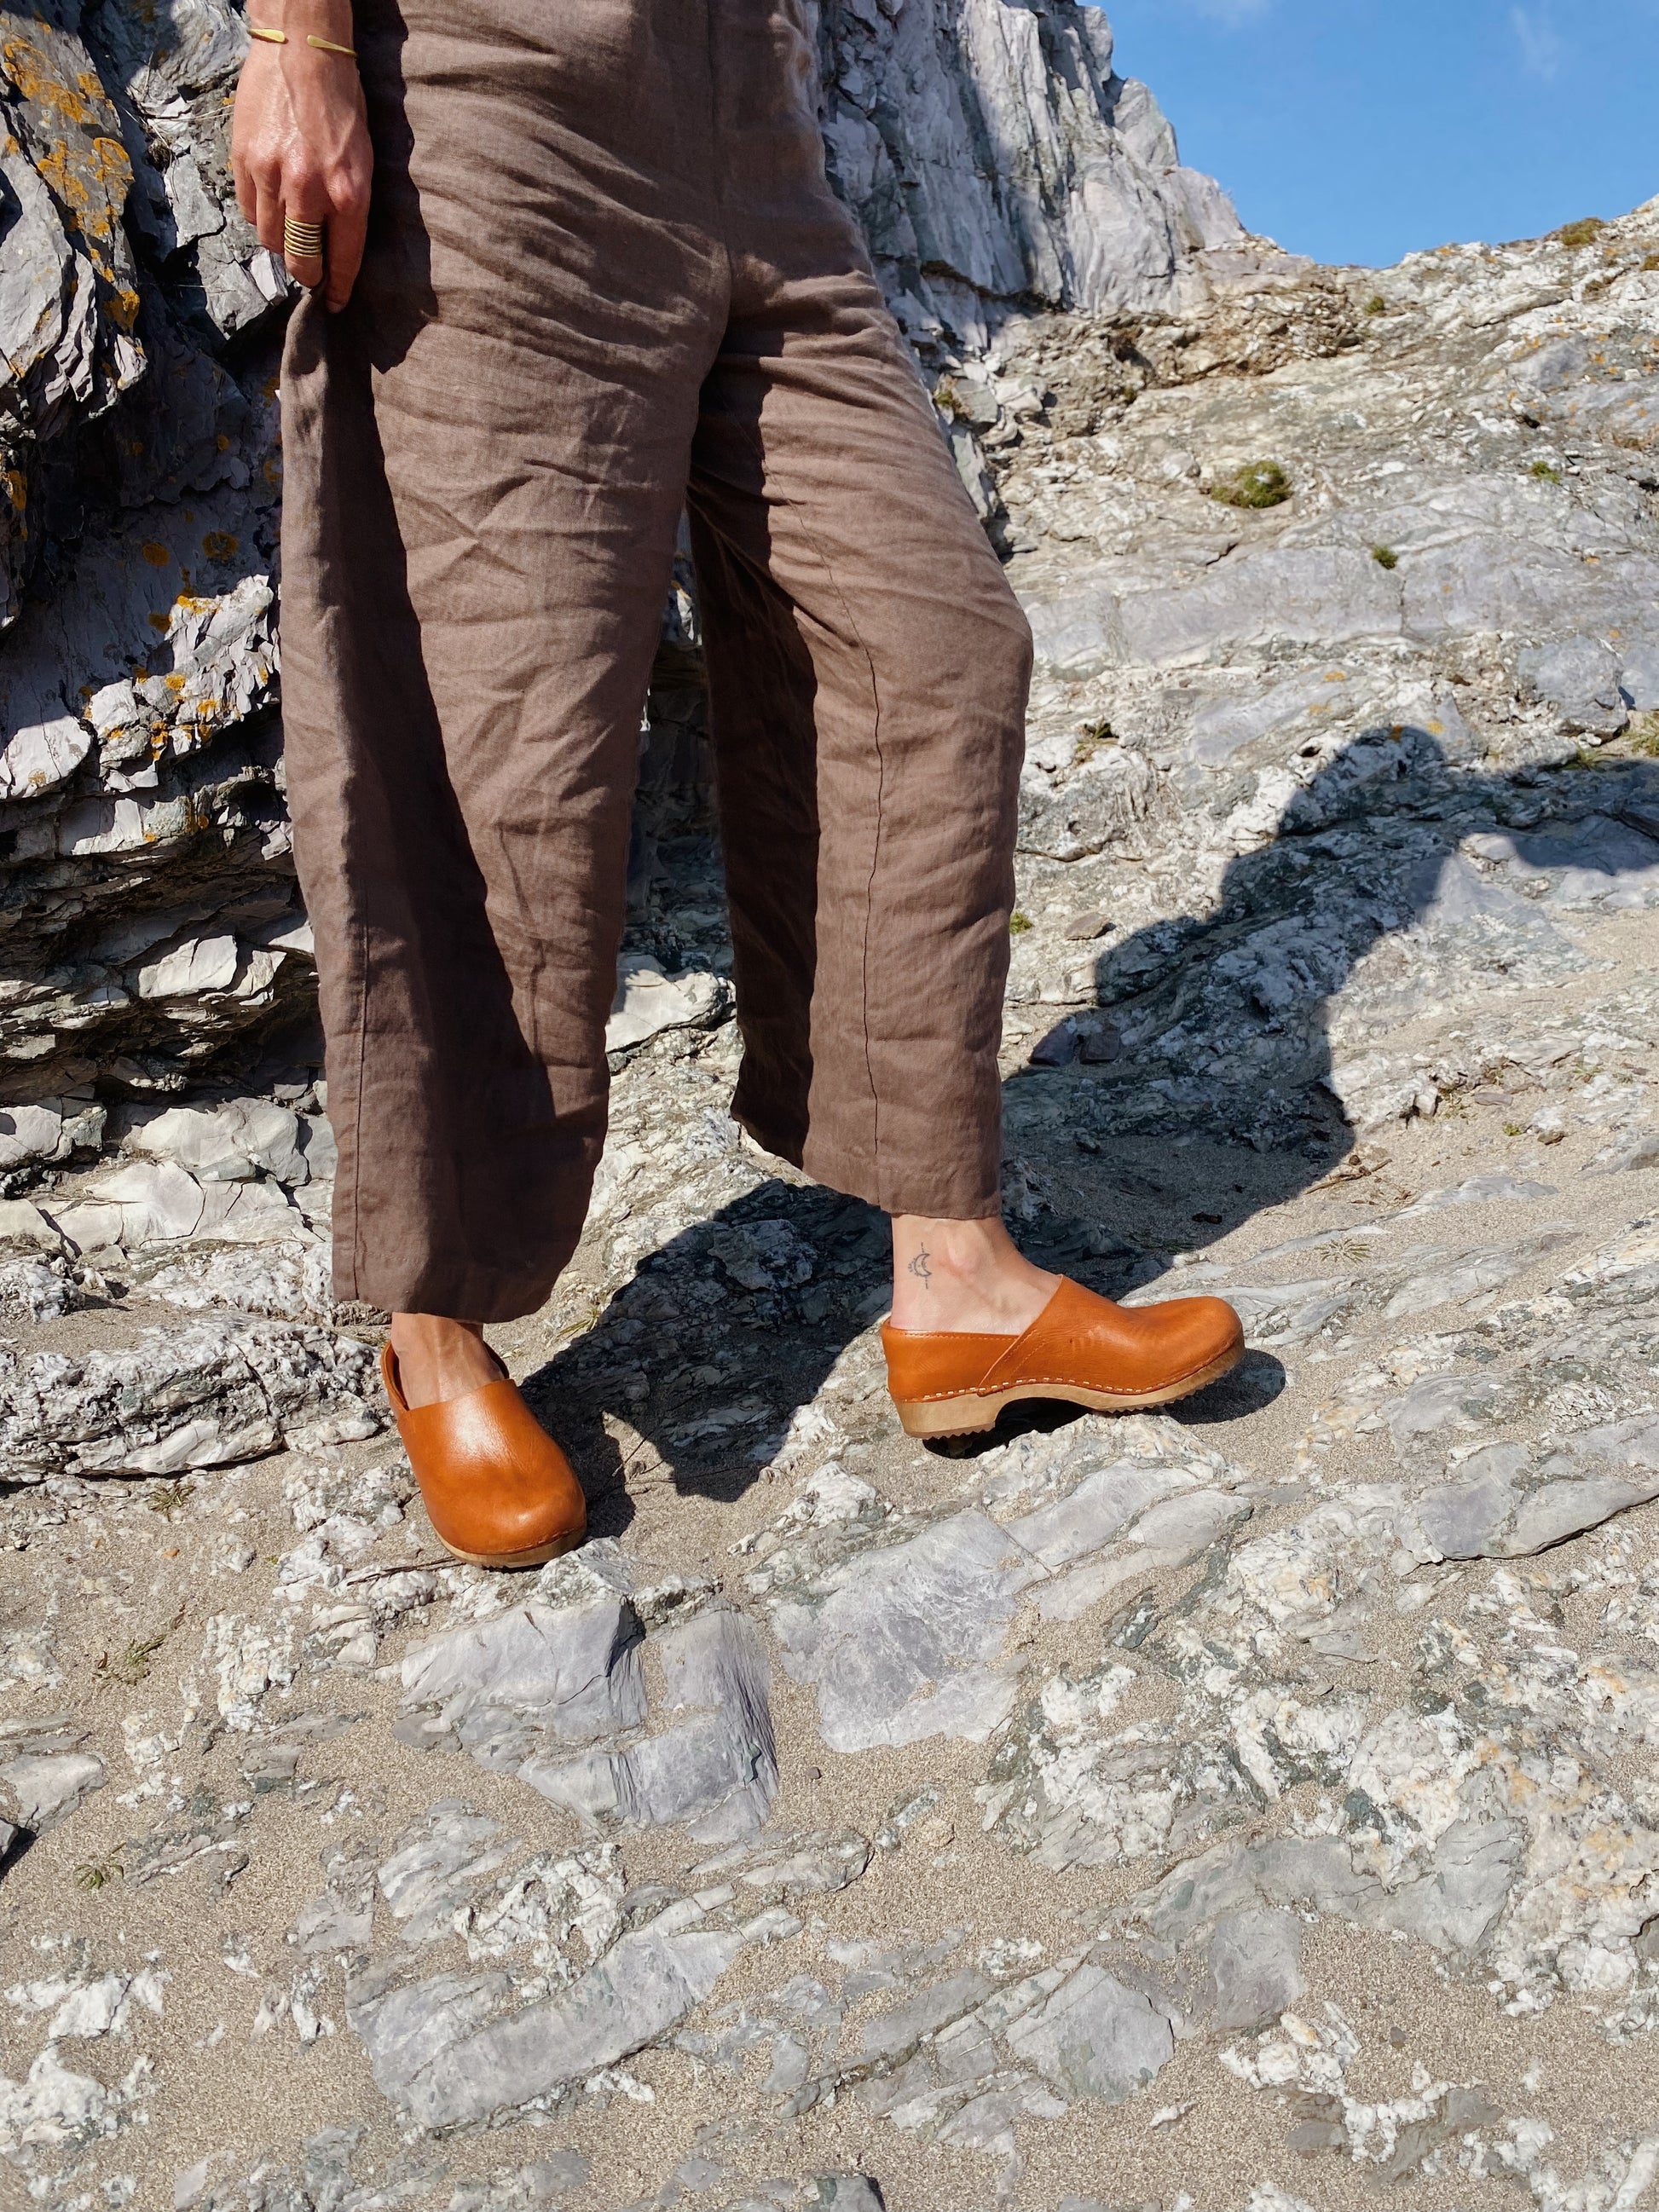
[891,1341,1245,1437]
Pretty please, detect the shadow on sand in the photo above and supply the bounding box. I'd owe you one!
[525,727,1659,1533]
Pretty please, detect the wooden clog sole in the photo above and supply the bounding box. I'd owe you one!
[891,1339,1245,1439]
[425,1522,588,1570]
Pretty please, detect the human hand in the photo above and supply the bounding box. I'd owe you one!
[231,3,373,313]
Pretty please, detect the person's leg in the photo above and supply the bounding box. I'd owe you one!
[280,0,729,1404]
[687,27,1043,1330]
[687,1,1240,1426]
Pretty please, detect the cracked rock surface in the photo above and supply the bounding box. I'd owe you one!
[6,3,1659,2209]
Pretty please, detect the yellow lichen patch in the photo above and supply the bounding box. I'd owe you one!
[164,673,187,693]
[107,285,141,332]
[202,530,238,560]
[2,38,95,123]
[90,133,130,188]
[215,434,230,452]
[140,542,171,567]
[2,469,24,513]
[147,611,170,633]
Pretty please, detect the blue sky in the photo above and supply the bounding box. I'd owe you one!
[1099,0,1659,268]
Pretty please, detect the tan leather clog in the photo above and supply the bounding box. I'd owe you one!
[380,1342,588,1568]
[882,1275,1244,1437]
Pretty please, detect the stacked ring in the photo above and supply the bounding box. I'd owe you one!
[284,217,325,260]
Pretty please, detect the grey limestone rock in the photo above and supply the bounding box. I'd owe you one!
[521,1605,778,1842]
[1203,1908,1304,2032]
[768,1507,1038,1753]
[815,0,1240,349]
[398,1596,648,1759]
[1002,1961,1174,2101]
[0,1314,379,1479]
[353,1897,747,2128]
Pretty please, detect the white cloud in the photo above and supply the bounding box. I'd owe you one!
[1510,4,1564,78]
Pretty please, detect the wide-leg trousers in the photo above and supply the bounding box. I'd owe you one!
[279,0,1032,1322]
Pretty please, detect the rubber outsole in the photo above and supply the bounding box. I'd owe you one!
[891,1340,1246,1438]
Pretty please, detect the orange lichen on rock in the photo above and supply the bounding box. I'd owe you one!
[0,34,96,121]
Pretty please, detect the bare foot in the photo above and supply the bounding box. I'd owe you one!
[389,1314,503,1407]
[887,1216,1059,1335]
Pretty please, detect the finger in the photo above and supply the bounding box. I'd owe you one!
[282,192,327,290]
[251,174,286,260]
[322,187,368,312]
[232,153,256,228]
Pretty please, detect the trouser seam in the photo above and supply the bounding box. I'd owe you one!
[346,910,370,1302]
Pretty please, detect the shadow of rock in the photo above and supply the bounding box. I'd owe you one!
[529,726,1659,1514]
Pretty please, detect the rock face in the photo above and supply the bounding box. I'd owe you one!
[8,3,1659,2208]
[812,0,1241,351]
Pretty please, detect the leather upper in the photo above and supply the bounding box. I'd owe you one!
[381,1342,587,1560]
[882,1276,1243,1403]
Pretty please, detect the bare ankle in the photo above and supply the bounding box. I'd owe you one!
[887,1215,1057,1336]
[388,1313,499,1408]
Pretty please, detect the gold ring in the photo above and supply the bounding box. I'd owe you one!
[283,216,324,261]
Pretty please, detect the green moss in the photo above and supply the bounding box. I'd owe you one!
[1208,459,1292,511]
[1371,545,1399,570]
[1009,911,1032,935]
[1627,713,1659,758]
[1553,217,1608,248]
[1074,717,1116,759]
[1530,459,1563,483]
[1364,294,1387,315]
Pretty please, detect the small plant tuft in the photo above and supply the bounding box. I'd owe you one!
[1208,459,1292,511]
[1074,718,1116,759]
[1644,253,1659,273]
[1530,459,1563,483]
[1009,911,1032,935]
[1364,294,1387,315]
[99,1605,184,1688]
[147,1479,194,1522]
[1371,545,1399,570]
[1627,713,1659,758]
[1503,1123,1525,1138]
[1552,217,1607,249]
[74,1857,123,1891]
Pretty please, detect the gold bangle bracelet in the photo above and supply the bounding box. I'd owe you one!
[247,25,358,56]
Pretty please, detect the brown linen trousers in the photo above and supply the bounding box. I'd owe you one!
[279,0,1032,1322]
